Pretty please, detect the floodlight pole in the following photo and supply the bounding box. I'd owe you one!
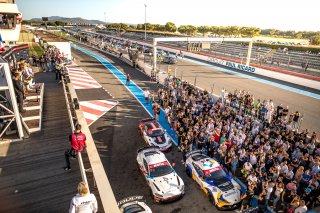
[144,4,147,40]
[153,38,157,72]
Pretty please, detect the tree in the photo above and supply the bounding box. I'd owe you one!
[310,33,320,45]
[178,25,188,34]
[165,22,177,32]
[295,32,304,39]
[145,23,154,31]
[153,24,164,31]
[128,25,136,30]
[21,20,31,25]
[197,26,210,35]
[240,27,260,37]
[230,26,241,37]
[136,24,144,30]
[210,26,220,37]
[119,23,128,30]
[55,21,66,26]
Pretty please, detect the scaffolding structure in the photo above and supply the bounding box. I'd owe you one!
[0,59,24,139]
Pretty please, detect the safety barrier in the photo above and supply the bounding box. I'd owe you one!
[62,76,88,185]
[62,73,120,213]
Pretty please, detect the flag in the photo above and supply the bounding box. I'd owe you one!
[0,33,4,52]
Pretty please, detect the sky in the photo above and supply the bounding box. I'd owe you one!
[16,0,320,32]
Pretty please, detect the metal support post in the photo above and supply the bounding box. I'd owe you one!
[246,41,253,66]
[153,39,157,72]
[144,4,147,40]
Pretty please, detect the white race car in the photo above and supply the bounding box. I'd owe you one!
[185,150,243,210]
[138,118,172,152]
[137,146,184,202]
[118,196,152,213]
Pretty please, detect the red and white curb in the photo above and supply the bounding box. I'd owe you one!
[66,65,102,89]
[79,100,118,126]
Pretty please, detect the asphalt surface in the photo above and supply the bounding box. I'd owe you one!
[71,46,231,213]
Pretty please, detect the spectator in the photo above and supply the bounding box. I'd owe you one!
[157,76,319,212]
[69,181,98,213]
[64,124,86,171]
[126,73,131,85]
[143,89,150,104]
[12,71,25,113]
[294,200,307,213]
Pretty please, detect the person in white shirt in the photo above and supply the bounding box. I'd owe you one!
[69,181,98,213]
[294,200,307,213]
[247,173,258,185]
[249,153,257,166]
[143,89,150,104]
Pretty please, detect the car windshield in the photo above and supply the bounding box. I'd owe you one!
[149,164,173,177]
[148,129,164,137]
[204,169,226,181]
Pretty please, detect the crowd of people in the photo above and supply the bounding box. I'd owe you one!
[11,58,36,112]
[11,46,67,113]
[156,76,319,212]
[35,46,66,82]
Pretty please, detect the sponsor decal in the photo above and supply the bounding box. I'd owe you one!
[149,161,169,169]
[208,57,256,73]
[226,62,255,72]
[224,190,238,197]
[117,195,144,206]
[203,166,222,175]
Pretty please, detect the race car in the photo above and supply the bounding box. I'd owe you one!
[185,150,243,210]
[137,146,184,202]
[138,118,172,152]
[118,196,152,213]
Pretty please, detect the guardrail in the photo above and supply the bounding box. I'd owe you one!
[62,77,88,185]
[62,73,120,213]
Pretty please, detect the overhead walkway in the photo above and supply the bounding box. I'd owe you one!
[0,72,102,212]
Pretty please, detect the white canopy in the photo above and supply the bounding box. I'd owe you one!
[0,3,20,14]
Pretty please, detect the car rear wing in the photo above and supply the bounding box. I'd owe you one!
[137,146,160,154]
[139,117,156,124]
[186,150,205,158]
[117,195,145,207]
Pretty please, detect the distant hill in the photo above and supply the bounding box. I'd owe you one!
[30,16,105,25]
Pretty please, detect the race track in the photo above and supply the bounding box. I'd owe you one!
[71,43,319,213]
[71,46,229,213]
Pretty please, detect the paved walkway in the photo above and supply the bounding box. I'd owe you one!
[0,72,101,212]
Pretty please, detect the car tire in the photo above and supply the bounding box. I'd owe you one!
[208,193,215,205]
[186,168,191,177]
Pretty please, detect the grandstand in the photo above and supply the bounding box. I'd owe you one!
[97,30,320,76]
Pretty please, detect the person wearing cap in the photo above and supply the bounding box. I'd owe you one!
[301,188,313,209]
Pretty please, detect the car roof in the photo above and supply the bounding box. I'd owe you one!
[145,121,161,131]
[144,150,167,165]
[192,154,221,171]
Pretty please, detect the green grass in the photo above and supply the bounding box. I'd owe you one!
[29,43,44,57]
[19,32,34,42]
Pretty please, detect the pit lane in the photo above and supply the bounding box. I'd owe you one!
[71,45,233,213]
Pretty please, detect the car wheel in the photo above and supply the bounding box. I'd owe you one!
[208,193,215,205]
[186,168,191,177]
